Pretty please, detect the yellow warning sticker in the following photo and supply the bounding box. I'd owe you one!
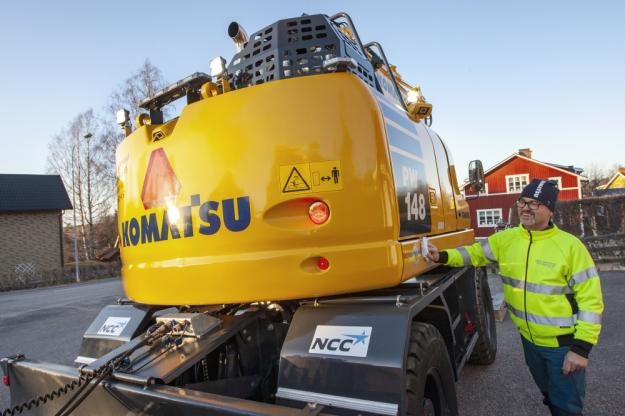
[309,160,342,191]
[280,161,342,193]
[281,164,311,193]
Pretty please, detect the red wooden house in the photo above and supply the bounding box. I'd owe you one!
[463,149,588,238]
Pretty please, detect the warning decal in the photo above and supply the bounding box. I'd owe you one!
[309,161,342,192]
[282,166,311,192]
[280,161,343,194]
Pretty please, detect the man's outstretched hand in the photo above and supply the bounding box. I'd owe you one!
[425,242,440,263]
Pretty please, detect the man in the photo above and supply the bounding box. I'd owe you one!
[426,179,603,416]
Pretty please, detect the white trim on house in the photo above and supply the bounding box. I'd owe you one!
[548,176,562,189]
[603,171,625,189]
[479,183,489,195]
[477,208,503,228]
[474,191,517,197]
[577,176,582,199]
[504,154,586,179]
[474,187,578,197]
[505,174,529,193]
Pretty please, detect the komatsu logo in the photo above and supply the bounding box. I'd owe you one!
[120,148,251,247]
[309,325,372,357]
[120,194,251,247]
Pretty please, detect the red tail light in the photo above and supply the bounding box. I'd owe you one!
[317,257,330,270]
[308,201,330,224]
[2,375,9,386]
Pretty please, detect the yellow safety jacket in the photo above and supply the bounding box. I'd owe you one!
[443,224,603,354]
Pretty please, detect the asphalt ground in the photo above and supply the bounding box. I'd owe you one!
[458,271,624,416]
[1,273,623,415]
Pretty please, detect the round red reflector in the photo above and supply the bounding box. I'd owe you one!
[317,257,330,270]
[308,201,330,224]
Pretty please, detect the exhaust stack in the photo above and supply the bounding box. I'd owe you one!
[228,22,248,52]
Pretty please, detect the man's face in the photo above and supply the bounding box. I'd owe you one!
[516,197,552,230]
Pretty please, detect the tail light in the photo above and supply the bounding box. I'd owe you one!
[308,201,330,224]
[317,257,330,270]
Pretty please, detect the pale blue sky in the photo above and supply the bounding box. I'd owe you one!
[1,1,623,179]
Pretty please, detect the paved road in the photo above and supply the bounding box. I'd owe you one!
[0,278,125,410]
[458,271,624,416]
[1,273,623,415]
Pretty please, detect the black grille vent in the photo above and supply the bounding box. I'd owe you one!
[226,14,376,89]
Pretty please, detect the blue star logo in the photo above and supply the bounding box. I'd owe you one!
[343,331,369,345]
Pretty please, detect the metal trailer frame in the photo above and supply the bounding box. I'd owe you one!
[1,265,491,416]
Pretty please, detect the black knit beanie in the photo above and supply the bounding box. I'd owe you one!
[520,179,559,211]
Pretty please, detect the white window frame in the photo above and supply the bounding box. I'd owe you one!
[505,174,529,193]
[477,208,503,228]
[549,176,562,189]
[479,183,489,195]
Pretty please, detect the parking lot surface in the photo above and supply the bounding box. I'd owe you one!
[1,273,623,415]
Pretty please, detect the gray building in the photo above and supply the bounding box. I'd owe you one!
[0,174,72,277]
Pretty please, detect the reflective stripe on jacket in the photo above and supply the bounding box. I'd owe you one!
[444,225,603,347]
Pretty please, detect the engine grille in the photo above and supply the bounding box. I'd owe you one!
[226,14,376,90]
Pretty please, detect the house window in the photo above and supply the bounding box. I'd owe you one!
[477,208,502,227]
[549,177,562,189]
[506,174,529,193]
[479,183,489,195]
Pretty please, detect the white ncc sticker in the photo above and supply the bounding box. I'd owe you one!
[309,325,372,357]
[97,317,131,337]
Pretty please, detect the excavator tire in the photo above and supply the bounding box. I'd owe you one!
[468,267,498,365]
[405,322,458,416]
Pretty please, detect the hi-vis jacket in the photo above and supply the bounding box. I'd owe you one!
[444,225,603,353]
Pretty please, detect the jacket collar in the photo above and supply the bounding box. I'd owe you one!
[517,223,558,241]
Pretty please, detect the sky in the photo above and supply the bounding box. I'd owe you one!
[0,1,623,180]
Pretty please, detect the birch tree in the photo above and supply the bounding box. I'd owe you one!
[47,110,113,260]
[100,59,168,181]
[46,59,168,261]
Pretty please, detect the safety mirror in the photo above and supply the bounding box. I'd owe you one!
[468,160,485,194]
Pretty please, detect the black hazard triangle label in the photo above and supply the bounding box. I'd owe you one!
[282,167,310,193]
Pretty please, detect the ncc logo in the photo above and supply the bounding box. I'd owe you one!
[309,325,372,357]
[97,317,131,337]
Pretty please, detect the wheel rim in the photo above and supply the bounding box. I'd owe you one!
[423,369,445,416]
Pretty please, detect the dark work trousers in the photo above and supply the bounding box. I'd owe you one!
[521,337,586,415]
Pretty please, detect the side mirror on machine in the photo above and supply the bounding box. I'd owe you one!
[468,160,485,195]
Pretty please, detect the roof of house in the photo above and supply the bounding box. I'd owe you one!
[593,187,625,196]
[462,152,587,188]
[543,162,584,175]
[0,174,73,212]
[604,167,625,189]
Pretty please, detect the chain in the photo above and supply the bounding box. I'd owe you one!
[0,321,177,416]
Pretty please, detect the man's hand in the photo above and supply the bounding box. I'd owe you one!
[425,242,440,263]
[562,351,588,375]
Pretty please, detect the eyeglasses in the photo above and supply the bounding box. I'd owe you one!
[515,199,544,210]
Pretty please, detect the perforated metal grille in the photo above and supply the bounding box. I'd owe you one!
[226,14,376,90]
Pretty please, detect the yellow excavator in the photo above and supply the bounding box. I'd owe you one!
[2,12,492,416]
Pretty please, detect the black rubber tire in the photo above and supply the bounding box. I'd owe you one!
[405,322,458,416]
[468,267,498,365]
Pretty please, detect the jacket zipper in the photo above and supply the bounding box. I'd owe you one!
[524,228,535,343]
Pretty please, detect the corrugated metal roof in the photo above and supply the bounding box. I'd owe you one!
[0,174,72,212]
